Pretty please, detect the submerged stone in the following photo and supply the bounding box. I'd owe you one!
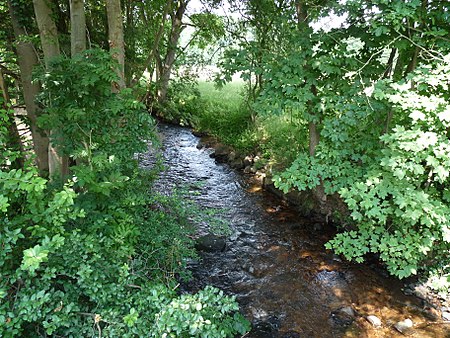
[195,234,226,252]
[366,315,382,328]
[394,318,413,334]
[330,306,356,327]
[442,311,450,321]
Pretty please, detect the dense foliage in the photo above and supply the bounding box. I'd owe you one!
[2,0,450,333]
[169,0,450,286]
[0,51,249,337]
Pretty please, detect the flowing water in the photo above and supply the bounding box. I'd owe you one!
[140,124,450,338]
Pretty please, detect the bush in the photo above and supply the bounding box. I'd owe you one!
[158,78,206,126]
[326,60,450,279]
[0,50,249,337]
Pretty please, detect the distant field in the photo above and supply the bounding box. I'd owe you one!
[197,81,245,110]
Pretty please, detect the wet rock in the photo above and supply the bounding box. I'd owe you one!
[331,254,343,263]
[243,155,253,167]
[404,284,431,302]
[227,150,239,162]
[230,159,244,170]
[241,263,255,275]
[423,306,440,321]
[366,315,382,328]
[243,165,257,174]
[394,318,413,334]
[442,311,450,321]
[251,316,280,337]
[331,306,356,326]
[192,130,207,137]
[338,306,356,317]
[212,144,230,163]
[195,234,226,252]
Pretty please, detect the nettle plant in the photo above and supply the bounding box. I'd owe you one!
[327,56,450,279]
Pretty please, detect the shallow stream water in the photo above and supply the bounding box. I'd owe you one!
[140,124,449,338]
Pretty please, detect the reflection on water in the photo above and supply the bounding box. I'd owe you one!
[140,124,450,338]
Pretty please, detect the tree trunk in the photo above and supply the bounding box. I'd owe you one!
[296,1,320,157]
[131,0,171,88]
[308,121,320,157]
[296,1,326,209]
[70,0,86,56]
[106,0,126,90]
[157,0,188,104]
[8,0,49,174]
[33,0,60,67]
[33,0,68,179]
[0,68,24,169]
[383,48,397,79]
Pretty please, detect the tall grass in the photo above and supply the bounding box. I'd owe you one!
[166,79,307,166]
[195,81,257,152]
[197,81,245,111]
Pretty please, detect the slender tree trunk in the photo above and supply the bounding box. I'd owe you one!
[157,0,188,104]
[70,0,86,56]
[382,48,397,134]
[33,0,60,67]
[308,121,320,156]
[383,48,397,79]
[131,0,171,88]
[8,0,49,174]
[0,68,24,169]
[106,0,126,90]
[296,1,327,209]
[295,1,320,157]
[33,0,68,179]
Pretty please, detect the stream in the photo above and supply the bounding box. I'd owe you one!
[140,123,449,338]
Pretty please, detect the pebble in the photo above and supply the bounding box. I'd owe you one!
[366,315,382,328]
[339,306,356,317]
[394,318,413,334]
[442,311,450,321]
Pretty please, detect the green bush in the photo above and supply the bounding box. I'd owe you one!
[326,60,450,279]
[274,55,450,280]
[159,78,206,126]
[0,50,249,337]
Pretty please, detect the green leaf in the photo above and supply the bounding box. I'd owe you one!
[21,245,49,273]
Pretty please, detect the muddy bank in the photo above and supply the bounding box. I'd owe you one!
[141,123,450,337]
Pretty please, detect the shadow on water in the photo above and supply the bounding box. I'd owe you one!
[140,124,450,338]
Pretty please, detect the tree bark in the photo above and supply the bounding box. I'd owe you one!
[8,0,49,174]
[33,0,60,67]
[33,0,68,178]
[296,0,326,209]
[157,0,188,104]
[0,68,24,169]
[70,0,86,56]
[308,121,320,156]
[295,1,320,157]
[131,0,171,88]
[383,48,397,79]
[106,0,126,90]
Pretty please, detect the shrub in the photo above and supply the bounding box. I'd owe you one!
[0,50,249,337]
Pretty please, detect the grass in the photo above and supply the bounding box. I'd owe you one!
[193,81,258,152]
[197,81,245,111]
